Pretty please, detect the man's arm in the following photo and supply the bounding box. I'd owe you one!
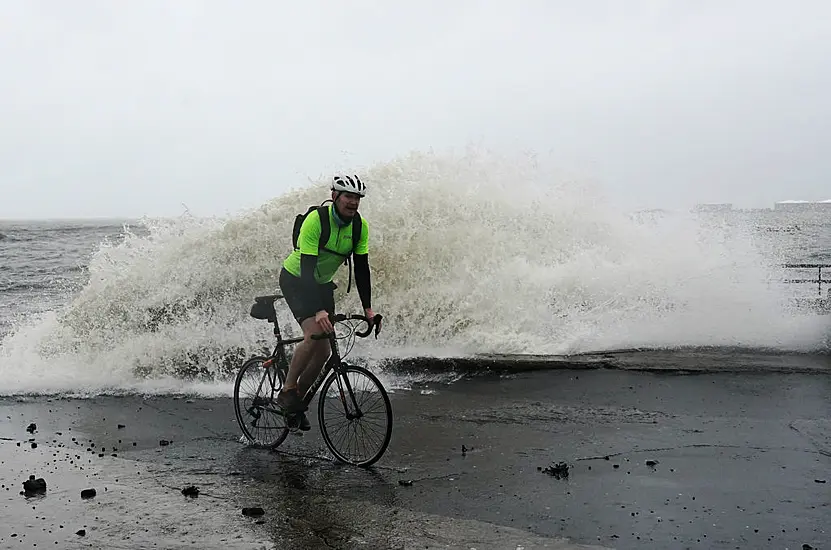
[298,211,324,313]
[354,254,371,310]
[353,217,372,313]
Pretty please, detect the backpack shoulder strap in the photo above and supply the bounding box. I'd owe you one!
[316,205,331,252]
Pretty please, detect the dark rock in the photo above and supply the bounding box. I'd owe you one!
[242,507,265,517]
[803,544,814,550]
[181,486,199,497]
[76,529,86,536]
[26,423,37,434]
[23,475,46,496]
[81,489,96,499]
[398,479,414,486]
[814,479,826,484]
[541,461,569,479]
[646,460,659,467]
[31,442,37,449]
[117,424,125,429]
[159,440,170,446]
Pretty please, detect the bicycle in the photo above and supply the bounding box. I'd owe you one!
[233,293,393,467]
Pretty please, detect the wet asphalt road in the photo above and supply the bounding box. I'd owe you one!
[1,361,830,549]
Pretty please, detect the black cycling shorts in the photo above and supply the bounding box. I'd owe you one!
[279,267,336,324]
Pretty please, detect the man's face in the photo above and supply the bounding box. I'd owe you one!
[334,191,362,218]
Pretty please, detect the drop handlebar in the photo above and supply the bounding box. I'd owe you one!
[310,313,384,340]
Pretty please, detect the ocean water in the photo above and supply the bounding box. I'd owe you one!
[1,150,829,396]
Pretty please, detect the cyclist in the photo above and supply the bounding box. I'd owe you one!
[275,175,380,430]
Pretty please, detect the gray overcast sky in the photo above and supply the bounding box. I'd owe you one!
[2,0,830,219]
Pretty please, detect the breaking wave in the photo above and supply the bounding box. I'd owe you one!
[0,148,828,395]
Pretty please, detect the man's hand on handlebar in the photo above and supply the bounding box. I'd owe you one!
[314,310,334,333]
[364,307,382,335]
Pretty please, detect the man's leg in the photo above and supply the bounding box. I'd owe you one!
[297,282,336,398]
[278,316,326,412]
[283,317,323,388]
[297,339,332,398]
[276,274,335,418]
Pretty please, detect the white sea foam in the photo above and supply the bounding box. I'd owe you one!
[0,148,828,395]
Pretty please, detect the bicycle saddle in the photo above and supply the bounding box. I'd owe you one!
[254,294,284,304]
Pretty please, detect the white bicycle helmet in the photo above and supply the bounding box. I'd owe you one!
[331,175,366,197]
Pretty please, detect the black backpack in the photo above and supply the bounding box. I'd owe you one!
[291,200,363,292]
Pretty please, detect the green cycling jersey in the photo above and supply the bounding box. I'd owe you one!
[282,204,369,284]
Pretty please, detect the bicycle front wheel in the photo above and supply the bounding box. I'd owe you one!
[318,364,393,467]
[234,356,289,449]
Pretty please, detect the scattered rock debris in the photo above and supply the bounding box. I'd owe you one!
[539,461,569,479]
[22,475,46,496]
[26,423,37,434]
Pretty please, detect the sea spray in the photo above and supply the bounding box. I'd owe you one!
[0,148,827,395]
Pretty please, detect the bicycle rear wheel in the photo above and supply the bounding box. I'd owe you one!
[318,364,393,467]
[234,356,290,449]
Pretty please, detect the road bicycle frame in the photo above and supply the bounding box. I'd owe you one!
[257,308,382,414]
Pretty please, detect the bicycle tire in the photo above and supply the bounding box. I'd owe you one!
[234,356,290,449]
[318,364,393,467]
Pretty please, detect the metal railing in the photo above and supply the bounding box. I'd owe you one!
[783,263,831,297]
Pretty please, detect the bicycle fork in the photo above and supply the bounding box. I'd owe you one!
[334,370,364,421]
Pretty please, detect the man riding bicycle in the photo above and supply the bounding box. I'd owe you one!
[275,175,380,430]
